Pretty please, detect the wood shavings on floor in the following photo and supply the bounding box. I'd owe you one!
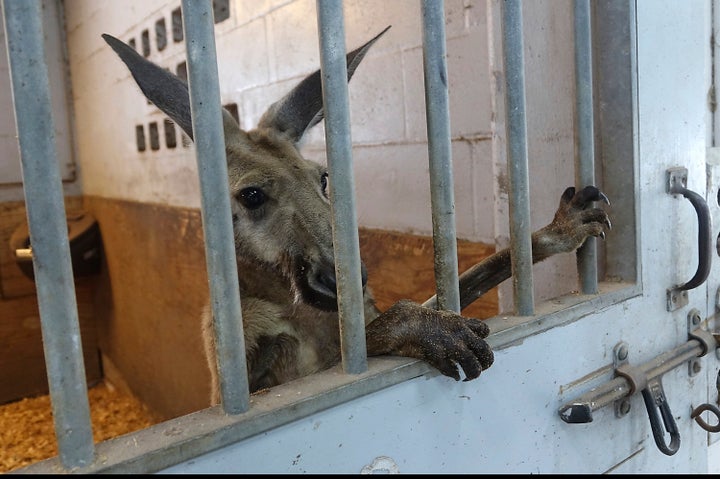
[0,381,158,473]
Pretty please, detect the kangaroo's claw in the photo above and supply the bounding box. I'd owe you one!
[366,300,494,381]
[533,185,612,257]
[599,191,610,206]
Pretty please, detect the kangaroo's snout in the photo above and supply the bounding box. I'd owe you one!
[296,255,369,312]
[315,262,369,296]
[316,268,337,295]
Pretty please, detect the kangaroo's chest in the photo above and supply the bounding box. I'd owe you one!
[249,306,341,392]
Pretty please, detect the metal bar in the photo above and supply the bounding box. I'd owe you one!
[421,0,461,313]
[1,0,94,468]
[573,0,598,294]
[316,0,368,374]
[501,0,535,315]
[181,0,249,414]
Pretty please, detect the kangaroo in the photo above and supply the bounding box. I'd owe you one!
[102,27,611,404]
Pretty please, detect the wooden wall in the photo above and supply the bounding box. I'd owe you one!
[359,228,498,319]
[0,197,101,405]
[2,195,497,420]
[83,196,212,419]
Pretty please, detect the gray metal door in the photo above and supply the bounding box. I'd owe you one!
[160,0,720,472]
[10,0,720,473]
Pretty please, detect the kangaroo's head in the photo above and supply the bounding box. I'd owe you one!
[102,27,389,311]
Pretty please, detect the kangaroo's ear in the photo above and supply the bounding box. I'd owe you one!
[257,25,391,144]
[104,34,245,146]
[103,33,194,139]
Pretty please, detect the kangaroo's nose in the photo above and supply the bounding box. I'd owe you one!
[317,268,337,295]
[318,263,368,294]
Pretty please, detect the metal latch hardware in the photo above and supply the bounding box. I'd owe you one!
[641,377,680,455]
[691,370,720,433]
[558,311,719,456]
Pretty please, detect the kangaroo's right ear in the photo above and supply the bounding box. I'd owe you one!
[257,25,391,144]
[102,33,195,139]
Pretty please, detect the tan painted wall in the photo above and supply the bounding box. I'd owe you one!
[82,196,212,417]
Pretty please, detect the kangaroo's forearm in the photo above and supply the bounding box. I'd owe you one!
[424,230,556,312]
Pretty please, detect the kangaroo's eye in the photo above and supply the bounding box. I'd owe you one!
[321,172,329,197]
[238,187,266,210]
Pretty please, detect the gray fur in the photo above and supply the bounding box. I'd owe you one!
[103,29,610,404]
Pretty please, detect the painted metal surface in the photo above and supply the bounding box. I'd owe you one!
[316,0,368,374]
[2,0,93,468]
[421,0,461,313]
[181,0,249,414]
[15,0,720,474]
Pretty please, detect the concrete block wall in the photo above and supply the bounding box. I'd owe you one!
[0,0,79,201]
[65,0,490,236]
[64,0,580,306]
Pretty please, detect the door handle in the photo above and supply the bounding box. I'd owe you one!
[666,167,712,310]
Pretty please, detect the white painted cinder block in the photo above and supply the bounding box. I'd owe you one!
[346,50,406,145]
[265,0,320,82]
[216,18,271,95]
[65,0,576,248]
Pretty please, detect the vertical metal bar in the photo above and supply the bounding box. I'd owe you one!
[316,0,368,375]
[421,0,461,314]
[573,0,598,294]
[181,0,249,414]
[501,0,535,315]
[2,0,94,468]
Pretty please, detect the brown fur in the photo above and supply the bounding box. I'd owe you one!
[102,29,611,405]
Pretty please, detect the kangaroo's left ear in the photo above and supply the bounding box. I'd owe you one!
[257,25,391,144]
[102,33,197,139]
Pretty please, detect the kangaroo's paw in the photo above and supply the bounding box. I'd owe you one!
[367,299,494,381]
[534,185,612,257]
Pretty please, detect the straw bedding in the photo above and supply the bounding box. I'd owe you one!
[0,381,157,473]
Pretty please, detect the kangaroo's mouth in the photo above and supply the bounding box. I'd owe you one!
[293,256,368,312]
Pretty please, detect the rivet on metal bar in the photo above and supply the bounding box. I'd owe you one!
[612,342,634,418]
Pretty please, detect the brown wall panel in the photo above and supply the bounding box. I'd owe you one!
[83,196,497,420]
[0,197,101,404]
[84,196,212,420]
[359,229,498,319]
